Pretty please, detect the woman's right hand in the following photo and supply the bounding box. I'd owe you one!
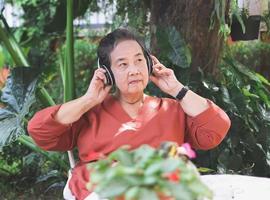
[83,68,112,106]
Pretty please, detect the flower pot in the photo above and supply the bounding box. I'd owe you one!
[231,15,261,41]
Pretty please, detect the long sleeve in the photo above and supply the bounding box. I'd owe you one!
[184,100,231,150]
[27,105,87,151]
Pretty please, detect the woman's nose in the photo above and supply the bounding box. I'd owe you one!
[128,65,140,75]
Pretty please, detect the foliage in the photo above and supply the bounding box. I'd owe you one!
[0,141,65,200]
[192,50,270,177]
[0,67,39,147]
[0,45,14,67]
[1,0,270,198]
[229,40,270,79]
[210,0,247,38]
[95,0,150,33]
[146,26,192,97]
[44,39,98,104]
[144,27,270,177]
[88,142,212,200]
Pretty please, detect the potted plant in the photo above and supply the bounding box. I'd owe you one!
[87,142,213,200]
[230,7,261,41]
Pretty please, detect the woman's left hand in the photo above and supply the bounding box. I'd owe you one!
[150,55,183,97]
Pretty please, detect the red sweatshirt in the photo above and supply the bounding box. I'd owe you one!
[28,95,231,199]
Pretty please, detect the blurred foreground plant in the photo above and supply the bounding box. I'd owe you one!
[87,142,212,200]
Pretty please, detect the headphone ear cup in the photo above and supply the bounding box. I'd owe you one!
[102,65,115,86]
[97,58,115,85]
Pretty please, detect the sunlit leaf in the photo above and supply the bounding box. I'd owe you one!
[0,67,39,147]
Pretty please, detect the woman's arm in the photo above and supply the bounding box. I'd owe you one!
[184,100,231,150]
[55,68,111,124]
[27,68,111,151]
[150,55,210,117]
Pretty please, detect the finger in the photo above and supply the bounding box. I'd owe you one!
[150,55,160,65]
[95,71,107,82]
[149,75,159,85]
[153,67,171,76]
[97,67,107,74]
[153,63,166,69]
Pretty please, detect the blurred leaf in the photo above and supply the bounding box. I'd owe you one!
[161,158,180,173]
[256,73,270,86]
[109,147,133,166]
[138,188,159,200]
[98,178,130,198]
[197,167,215,173]
[125,186,140,200]
[0,67,39,147]
[167,183,193,200]
[145,161,163,175]
[257,104,270,122]
[36,170,60,183]
[133,145,156,168]
[142,175,158,185]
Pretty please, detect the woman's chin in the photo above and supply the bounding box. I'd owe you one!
[127,85,144,94]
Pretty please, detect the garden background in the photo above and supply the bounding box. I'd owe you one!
[0,0,270,199]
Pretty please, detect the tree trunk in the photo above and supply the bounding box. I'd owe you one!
[150,0,230,75]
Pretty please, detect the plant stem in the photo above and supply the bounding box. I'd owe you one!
[0,20,29,67]
[64,0,75,102]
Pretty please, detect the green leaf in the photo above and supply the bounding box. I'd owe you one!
[144,160,163,175]
[142,175,158,185]
[156,26,191,68]
[197,167,215,173]
[36,169,60,183]
[242,88,259,99]
[109,147,133,166]
[167,183,193,200]
[0,67,39,147]
[167,27,191,68]
[255,73,270,86]
[133,145,156,168]
[97,178,130,198]
[125,186,140,200]
[257,104,270,122]
[161,158,180,173]
[138,188,159,200]
[233,61,261,83]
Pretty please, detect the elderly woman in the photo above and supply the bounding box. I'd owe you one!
[28,28,231,200]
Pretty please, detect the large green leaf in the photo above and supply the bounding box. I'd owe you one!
[0,67,39,147]
[167,27,191,68]
[156,26,191,68]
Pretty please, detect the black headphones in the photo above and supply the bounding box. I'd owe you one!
[97,49,153,86]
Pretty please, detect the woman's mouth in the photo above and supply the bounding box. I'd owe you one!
[129,80,142,85]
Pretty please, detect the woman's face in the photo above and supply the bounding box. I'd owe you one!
[110,40,149,96]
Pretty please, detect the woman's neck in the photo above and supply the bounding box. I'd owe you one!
[116,91,144,105]
[115,92,146,119]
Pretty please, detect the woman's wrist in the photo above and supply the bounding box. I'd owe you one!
[80,95,98,112]
[169,83,184,98]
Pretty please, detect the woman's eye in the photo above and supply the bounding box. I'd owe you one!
[119,63,127,67]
